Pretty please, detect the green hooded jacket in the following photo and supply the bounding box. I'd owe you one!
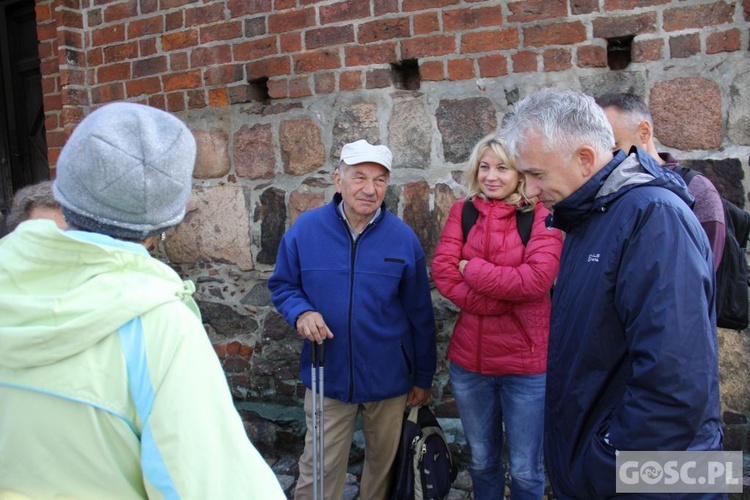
[0,220,284,499]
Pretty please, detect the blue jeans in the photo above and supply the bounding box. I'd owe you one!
[450,363,546,500]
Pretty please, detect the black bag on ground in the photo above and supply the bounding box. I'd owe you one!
[674,166,750,330]
[391,405,457,500]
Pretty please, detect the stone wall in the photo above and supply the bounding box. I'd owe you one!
[35,0,750,464]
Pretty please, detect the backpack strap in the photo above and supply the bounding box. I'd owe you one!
[461,199,535,246]
[516,208,534,246]
[673,165,699,185]
[461,200,479,241]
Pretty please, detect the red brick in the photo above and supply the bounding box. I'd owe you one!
[402,0,458,12]
[339,71,362,91]
[132,56,167,78]
[187,89,206,109]
[447,58,474,80]
[477,54,507,77]
[91,82,125,104]
[365,68,392,89]
[306,25,354,50]
[96,62,131,83]
[604,0,669,10]
[576,44,607,67]
[524,21,586,47]
[58,7,84,29]
[35,3,52,22]
[163,70,202,91]
[345,42,397,66]
[165,11,183,31]
[280,33,302,53]
[103,0,137,23]
[128,16,163,38]
[443,6,503,31]
[60,29,83,50]
[706,28,741,54]
[293,50,341,73]
[592,12,657,38]
[663,2,734,31]
[319,1,371,24]
[91,24,125,46]
[402,35,456,59]
[314,73,336,94]
[512,51,538,73]
[507,0,567,22]
[103,41,138,63]
[543,48,572,72]
[669,33,700,58]
[148,94,166,109]
[267,78,288,99]
[141,0,157,14]
[228,0,271,17]
[126,76,161,97]
[419,60,444,81]
[87,8,102,26]
[358,18,410,44]
[571,0,599,14]
[745,0,750,21]
[191,45,232,67]
[247,56,292,79]
[461,28,518,53]
[413,12,440,35]
[204,64,244,85]
[245,17,266,37]
[374,0,399,15]
[87,47,103,67]
[60,67,86,86]
[277,0,296,8]
[45,130,66,149]
[268,8,316,34]
[48,148,62,166]
[208,88,230,107]
[169,49,196,71]
[632,38,663,62]
[162,30,199,51]
[139,38,158,57]
[200,21,243,43]
[37,40,55,61]
[166,92,185,112]
[186,3,224,25]
[161,0,198,8]
[234,37,278,61]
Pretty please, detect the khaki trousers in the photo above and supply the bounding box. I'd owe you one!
[294,390,408,500]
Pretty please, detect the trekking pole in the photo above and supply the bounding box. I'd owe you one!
[311,340,326,500]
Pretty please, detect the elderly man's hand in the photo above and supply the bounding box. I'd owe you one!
[296,311,333,344]
[406,386,431,408]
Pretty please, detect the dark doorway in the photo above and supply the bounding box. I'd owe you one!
[0,0,48,222]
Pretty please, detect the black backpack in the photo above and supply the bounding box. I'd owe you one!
[461,199,534,244]
[390,405,457,500]
[674,166,750,330]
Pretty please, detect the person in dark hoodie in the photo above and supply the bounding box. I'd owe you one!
[501,88,723,499]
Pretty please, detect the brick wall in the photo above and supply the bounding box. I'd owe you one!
[33,0,750,463]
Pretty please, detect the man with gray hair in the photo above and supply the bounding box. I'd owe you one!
[502,88,723,498]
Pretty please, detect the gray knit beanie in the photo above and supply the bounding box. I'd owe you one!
[53,102,196,240]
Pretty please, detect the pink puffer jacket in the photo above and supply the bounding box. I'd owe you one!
[432,198,563,375]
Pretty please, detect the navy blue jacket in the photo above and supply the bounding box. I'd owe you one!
[268,194,437,404]
[545,149,723,499]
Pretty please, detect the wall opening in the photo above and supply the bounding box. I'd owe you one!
[606,35,634,70]
[248,77,270,103]
[391,59,420,91]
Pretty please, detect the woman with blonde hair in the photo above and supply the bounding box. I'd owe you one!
[432,134,563,499]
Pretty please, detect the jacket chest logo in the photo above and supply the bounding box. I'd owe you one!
[587,253,600,263]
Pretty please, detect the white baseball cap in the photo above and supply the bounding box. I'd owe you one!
[340,139,392,172]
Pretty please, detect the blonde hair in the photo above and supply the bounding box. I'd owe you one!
[463,134,534,210]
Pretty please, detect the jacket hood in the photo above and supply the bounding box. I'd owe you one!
[0,220,196,369]
[550,147,694,233]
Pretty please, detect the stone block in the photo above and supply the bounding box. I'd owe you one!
[436,97,497,164]
[234,123,275,179]
[389,98,431,169]
[728,70,750,146]
[256,187,287,265]
[331,102,380,158]
[650,77,722,151]
[681,158,745,208]
[279,118,325,175]
[717,327,750,413]
[193,129,230,179]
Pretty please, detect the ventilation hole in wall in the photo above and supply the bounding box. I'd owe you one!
[606,35,634,70]
[248,77,270,102]
[391,59,420,91]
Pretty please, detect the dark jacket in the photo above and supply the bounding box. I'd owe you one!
[268,194,437,404]
[432,199,562,375]
[545,149,723,499]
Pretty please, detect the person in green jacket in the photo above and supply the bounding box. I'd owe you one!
[0,102,284,499]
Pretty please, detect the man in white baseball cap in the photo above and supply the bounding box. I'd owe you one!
[269,139,437,500]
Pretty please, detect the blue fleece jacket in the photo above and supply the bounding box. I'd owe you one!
[268,194,437,404]
[544,149,723,499]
